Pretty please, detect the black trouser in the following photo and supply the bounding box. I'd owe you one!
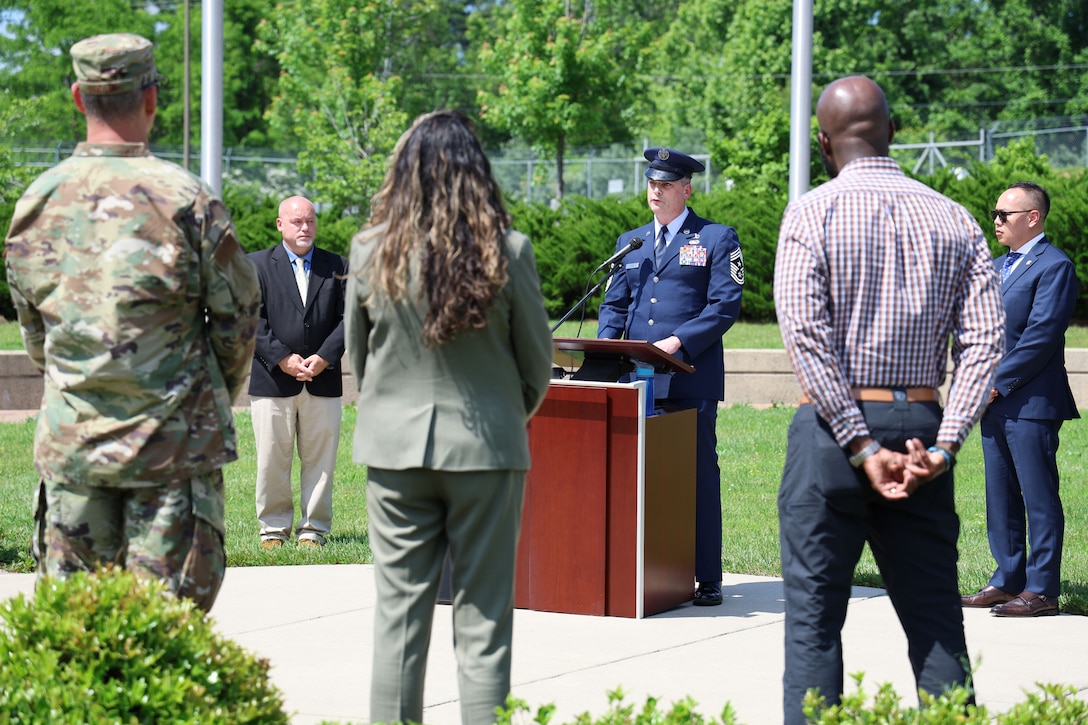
[778,401,971,724]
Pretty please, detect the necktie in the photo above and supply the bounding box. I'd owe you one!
[1001,251,1022,282]
[294,258,309,304]
[655,225,668,268]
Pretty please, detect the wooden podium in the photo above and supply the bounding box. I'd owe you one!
[514,339,697,618]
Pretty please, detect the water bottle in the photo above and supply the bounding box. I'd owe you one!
[634,362,655,417]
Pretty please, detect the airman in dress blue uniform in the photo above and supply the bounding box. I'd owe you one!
[598,147,744,605]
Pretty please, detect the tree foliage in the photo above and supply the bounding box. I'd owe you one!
[475,0,640,200]
[669,0,1088,192]
[0,0,155,142]
[257,0,477,215]
[4,0,1088,209]
[153,0,283,148]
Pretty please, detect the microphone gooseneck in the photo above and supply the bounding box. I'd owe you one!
[592,236,645,274]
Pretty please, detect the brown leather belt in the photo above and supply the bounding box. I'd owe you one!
[799,387,939,406]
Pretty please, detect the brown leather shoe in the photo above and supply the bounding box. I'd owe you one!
[990,591,1059,617]
[961,585,1015,608]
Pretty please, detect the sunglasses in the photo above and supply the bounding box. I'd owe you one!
[989,209,1032,223]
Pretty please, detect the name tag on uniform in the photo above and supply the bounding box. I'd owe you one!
[679,245,707,266]
[625,261,639,269]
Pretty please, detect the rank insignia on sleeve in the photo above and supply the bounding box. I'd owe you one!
[731,247,745,285]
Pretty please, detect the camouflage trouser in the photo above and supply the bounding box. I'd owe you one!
[32,470,227,612]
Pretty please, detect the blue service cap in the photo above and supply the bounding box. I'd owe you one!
[643,147,706,181]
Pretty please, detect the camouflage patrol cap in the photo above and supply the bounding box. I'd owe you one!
[70,33,159,96]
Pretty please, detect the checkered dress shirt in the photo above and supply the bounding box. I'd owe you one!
[774,156,1005,447]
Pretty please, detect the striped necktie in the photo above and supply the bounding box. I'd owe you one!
[654,225,668,268]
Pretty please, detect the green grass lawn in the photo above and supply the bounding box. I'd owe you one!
[0,410,371,571]
[551,319,788,348]
[2,404,1086,615]
[7,318,1088,350]
[551,318,1088,349]
[0,320,23,350]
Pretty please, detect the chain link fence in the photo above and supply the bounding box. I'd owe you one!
[9,142,305,200]
[11,115,1088,202]
[889,115,1088,177]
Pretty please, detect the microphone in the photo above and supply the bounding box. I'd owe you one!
[592,237,644,274]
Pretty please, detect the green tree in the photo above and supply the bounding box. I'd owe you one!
[647,0,1088,193]
[0,0,155,143]
[695,0,795,193]
[153,0,282,149]
[0,95,42,202]
[627,0,738,150]
[258,0,474,215]
[848,0,1081,136]
[474,0,639,200]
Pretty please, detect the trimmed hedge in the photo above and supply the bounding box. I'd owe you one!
[0,568,289,723]
[3,142,1088,325]
[521,142,1088,323]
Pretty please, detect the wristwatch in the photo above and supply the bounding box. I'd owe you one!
[848,440,881,468]
[928,445,956,470]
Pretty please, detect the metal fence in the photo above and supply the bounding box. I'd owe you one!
[11,115,1088,202]
[9,142,305,199]
[890,115,1088,176]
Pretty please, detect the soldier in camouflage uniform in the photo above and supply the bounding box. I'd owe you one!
[3,34,260,612]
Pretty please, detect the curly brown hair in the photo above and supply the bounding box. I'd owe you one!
[364,110,511,347]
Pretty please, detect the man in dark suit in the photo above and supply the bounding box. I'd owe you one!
[597,147,744,606]
[248,196,348,549]
[962,181,1079,616]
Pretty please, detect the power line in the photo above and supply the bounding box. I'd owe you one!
[640,63,1088,83]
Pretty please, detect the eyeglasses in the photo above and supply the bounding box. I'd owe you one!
[989,209,1032,223]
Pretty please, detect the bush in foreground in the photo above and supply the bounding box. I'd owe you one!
[0,568,289,723]
[497,677,1088,724]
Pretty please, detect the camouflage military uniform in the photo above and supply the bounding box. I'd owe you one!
[5,35,260,609]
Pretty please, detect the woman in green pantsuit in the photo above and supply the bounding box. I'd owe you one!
[345,110,553,725]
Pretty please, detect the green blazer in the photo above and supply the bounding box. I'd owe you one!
[345,226,553,471]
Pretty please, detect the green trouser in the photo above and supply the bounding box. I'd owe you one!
[367,467,525,725]
[34,469,226,612]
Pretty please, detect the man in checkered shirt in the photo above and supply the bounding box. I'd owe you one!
[773,76,1005,724]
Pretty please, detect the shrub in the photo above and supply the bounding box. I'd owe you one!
[498,687,740,725]
[507,141,1088,325]
[497,677,1088,725]
[223,186,279,254]
[0,568,289,723]
[0,198,16,322]
[512,188,788,323]
[803,672,1088,724]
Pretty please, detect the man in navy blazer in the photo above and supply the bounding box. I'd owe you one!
[962,181,1079,616]
[598,147,744,606]
[248,196,348,549]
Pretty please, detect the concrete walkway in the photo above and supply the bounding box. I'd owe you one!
[1,565,1086,724]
